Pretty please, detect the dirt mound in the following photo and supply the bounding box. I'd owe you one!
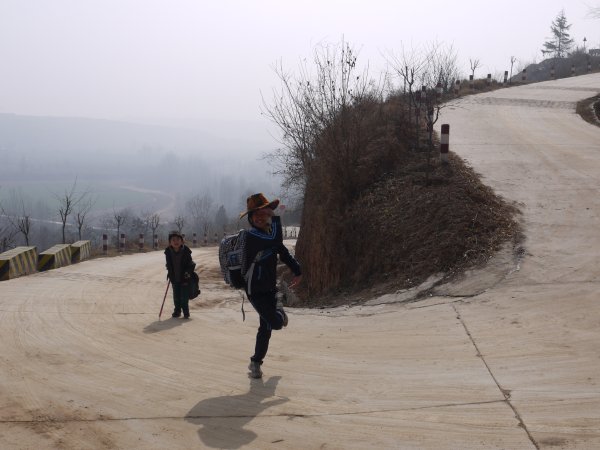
[289,150,520,307]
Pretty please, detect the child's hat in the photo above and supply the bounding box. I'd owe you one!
[239,193,279,218]
[168,230,184,241]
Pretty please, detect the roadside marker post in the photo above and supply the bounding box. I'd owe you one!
[440,124,450,164]
[103,234,108,255]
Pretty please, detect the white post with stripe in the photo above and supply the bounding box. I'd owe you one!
[440,124,450,164]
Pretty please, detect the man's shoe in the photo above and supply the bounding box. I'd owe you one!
[248,361,263,379]
[172,310,181,318]
[183,314,190,319]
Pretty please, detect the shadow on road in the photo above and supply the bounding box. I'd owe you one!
[185,376,288,449]
[142,317,188,333]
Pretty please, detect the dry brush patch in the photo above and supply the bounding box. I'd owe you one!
[291,98,520,307]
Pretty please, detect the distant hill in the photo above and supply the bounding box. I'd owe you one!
[0,113,274,178]
[514,54,600,83]
[0,113,267,161]
[0,113,282,211]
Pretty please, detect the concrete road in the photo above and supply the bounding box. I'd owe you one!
[0,73,599,449]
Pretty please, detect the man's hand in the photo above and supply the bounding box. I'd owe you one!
[288,274,302,289]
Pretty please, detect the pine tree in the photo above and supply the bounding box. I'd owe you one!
[542,10,575,58]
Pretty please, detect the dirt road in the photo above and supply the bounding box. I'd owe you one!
[1,74,599,449]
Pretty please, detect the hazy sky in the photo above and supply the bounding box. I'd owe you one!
[1,0,598,134]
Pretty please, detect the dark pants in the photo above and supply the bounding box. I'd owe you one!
[172,282,190,316]
[248,290,285,364]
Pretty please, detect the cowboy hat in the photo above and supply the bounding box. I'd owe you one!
[239,193,280,218]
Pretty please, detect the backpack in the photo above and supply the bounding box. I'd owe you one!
[218,230,248,289]
[189,271,201,299]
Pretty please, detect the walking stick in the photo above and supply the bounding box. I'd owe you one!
[159,280,170,319]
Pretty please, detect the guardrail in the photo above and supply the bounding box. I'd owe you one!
[0,240,94,281]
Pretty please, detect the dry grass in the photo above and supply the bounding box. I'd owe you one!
[291,94,521,307]
[292,154,520,307]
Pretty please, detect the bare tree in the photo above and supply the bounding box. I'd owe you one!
[387,42,429,131]
[74,197,96,241]
[0,227,17,252]
[262,39,380,194]
[148,213,161,248]
[186,193,213,237]
[421,42,461,92]
[54,178,89,244]
[469,58,481,80]
[387,41,461,150]
[0,188,18,251]
[174,215,185,234]
[112,208,128,248]
[0,189,34,246]
[149,213,160,235]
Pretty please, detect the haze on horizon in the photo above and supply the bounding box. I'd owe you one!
[1,0,598,147]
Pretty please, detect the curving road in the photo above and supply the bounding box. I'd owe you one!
[0,73,599,449]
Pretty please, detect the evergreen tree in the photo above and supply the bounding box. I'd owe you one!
[542,10,574,58]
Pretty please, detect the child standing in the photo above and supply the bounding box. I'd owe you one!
[164,231,196,319]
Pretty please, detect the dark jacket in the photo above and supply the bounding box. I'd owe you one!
[243,216,301,294]
[164,245,196,284]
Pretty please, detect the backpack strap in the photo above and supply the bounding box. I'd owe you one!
[239,290,246,321]
[244,250,263,296]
